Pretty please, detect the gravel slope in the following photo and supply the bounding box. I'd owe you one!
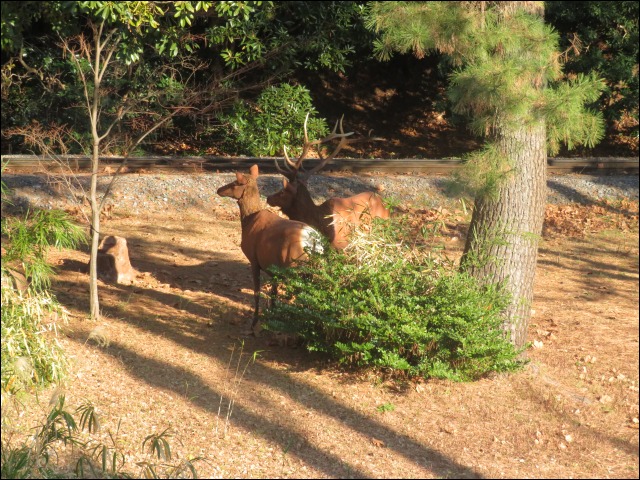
[2,171,638,215]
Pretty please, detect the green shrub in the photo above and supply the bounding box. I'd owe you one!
[1,179,87,394]
[1,287,71,394]
[1,393,79,479]
[2,209,87,293]
[263,216,525,381]
[222,83,328,156]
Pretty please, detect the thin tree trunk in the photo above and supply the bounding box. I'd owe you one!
[88,24,103,321]
[89,141,101,320]
[461,121,547,348]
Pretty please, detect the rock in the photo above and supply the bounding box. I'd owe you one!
[94,235,136,285]
[1,266,29,293]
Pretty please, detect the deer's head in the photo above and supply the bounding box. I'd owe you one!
[266,177,298,209]
[217,164,259,200]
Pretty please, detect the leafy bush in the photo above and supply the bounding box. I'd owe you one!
[222,83,328,156]
[1,287,70,394]
[2,209,87,293]
[263,216,525,381]
[1,179,87,394]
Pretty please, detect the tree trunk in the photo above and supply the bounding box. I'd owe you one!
[89,141,101,321]
[461,121,547,348]
[89,22,102,322]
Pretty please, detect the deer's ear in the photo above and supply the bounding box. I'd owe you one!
[249,164,259,179]
[235,172,246,184]
[282,177,288,188]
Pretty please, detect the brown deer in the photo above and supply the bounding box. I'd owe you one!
[217,164,324,328]
[267,114,389,250]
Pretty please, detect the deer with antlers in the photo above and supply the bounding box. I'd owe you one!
[217,164,324,329]
[267,114,389,250]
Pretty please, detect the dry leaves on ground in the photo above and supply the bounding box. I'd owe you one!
[543,199,639,238]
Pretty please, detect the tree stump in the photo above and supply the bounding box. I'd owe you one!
[95,235,136,285]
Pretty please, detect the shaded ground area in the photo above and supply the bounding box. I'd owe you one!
[3,175,638,478]
[156,55,639,160]
[301,55,639,159]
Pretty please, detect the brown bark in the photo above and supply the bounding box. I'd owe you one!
[88,22,105,322]
[89,142,101,321]
[459,1,548,348]
[491,1,543,17]
[461,122,547,347]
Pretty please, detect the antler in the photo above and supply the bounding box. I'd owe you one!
[274,112,356,180]
[306,117,385,178]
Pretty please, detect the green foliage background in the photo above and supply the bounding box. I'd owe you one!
[1,1,636,156]
[546,1,639,134]
[221,83,329,156]
[0,1,370,155]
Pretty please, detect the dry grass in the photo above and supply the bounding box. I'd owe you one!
[4,201,638,479]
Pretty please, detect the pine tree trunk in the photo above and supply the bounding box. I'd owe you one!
[461,122,547,348]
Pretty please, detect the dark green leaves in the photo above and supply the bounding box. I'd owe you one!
[222,83,328,156]
[263,216,524,381]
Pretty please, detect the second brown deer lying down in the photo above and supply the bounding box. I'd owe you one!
[267,177,388,250]
[267,114,389,250]
[217,164,324,329]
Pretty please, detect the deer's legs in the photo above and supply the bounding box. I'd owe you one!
[269,280,277,309]
[251,263,261,328]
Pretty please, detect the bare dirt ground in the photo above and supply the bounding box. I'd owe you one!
[5,176,639,479]
[2,48,637,479]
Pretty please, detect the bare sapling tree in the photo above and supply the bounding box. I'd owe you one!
[60,18,210,321]
[57,15,300,319]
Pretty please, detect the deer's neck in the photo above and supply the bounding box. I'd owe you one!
[285,183,334,238]
[237,184,262,220]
